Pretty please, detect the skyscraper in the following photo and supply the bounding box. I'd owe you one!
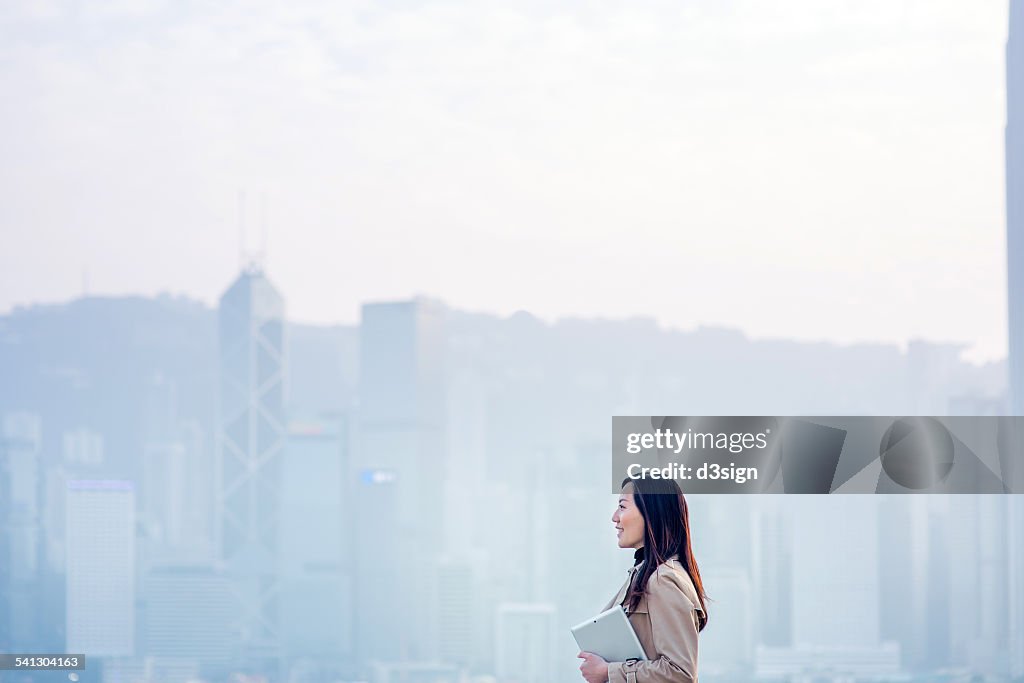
[878,497,928,671]
[216,266,287,665]
[354,298,446,661]
[1009,0,1024,414]
[0,431,10,651]
[352,468,401,670]
[925,498,951,668]
[1,413,42,651]
[944,496,1011,674]
[280,416,352,662]
[356,298,446,540]
[752,498,791,648]
[65,480,135,657]
[1009,497,1024,678]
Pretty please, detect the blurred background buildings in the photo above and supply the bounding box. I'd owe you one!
[0,268,1021,682]
[3,0,1024,681]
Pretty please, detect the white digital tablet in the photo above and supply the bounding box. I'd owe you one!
[570,605,648,663]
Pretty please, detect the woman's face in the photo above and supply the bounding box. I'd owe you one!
[612,485,645,549]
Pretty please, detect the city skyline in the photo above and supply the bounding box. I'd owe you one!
[1,270,1022,682]
[3,0,1024,681]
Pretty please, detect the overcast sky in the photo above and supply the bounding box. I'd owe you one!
[0,0,1011,362]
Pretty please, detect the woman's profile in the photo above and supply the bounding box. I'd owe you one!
[577,477,709,683]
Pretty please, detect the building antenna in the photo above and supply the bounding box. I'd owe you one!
[238,189,247,271]
[239,188,262,273]
[259,190,268,271]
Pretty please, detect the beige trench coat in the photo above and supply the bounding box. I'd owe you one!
[600,556,704,683]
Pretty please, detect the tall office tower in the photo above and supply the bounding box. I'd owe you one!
[943,495,1011,673]
[1,413,42,650]
[1009,0,1024,414]
[925,498,951,668]
[790,497,880,649]
[216,267,287,665]
[280,417,351,661]
[970,496,1010,674]
[878,497,928,671]
[355,299,446,660]
[752,498,791,647]
[494,603,555,683]
[1009,497,1024,678]
[352,469,402,669]
[357,299,446,540]
[65,480,135,657]
[0,432,9,650]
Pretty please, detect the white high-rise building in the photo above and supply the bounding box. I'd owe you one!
[280,416,351,660]
[1009,497,1024,678]
[65,480,135,657]
[1009,0,1024,414]
[357,299,446,545]
[355,298,446,662]
[216,266,287,661]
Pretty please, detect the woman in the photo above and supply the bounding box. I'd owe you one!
[578,477,709,683]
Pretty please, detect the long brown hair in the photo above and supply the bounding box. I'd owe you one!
[621,477,709,631]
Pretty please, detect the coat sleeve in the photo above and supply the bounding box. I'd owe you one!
[606,572,701,683]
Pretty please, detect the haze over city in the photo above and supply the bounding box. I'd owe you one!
[0,0,1012,362]
[4,1,1024,682]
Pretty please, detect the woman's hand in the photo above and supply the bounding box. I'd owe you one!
[577,651,609,683]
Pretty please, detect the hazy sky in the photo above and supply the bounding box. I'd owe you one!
[0,0,1010,362]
